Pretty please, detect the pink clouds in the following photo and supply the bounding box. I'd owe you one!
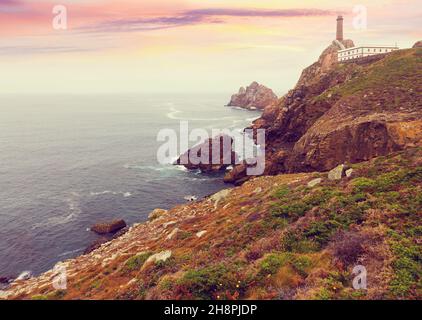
[0,1,340,36]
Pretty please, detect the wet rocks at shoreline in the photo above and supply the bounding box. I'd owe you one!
[90,219,127,235]
[175,135,238,173]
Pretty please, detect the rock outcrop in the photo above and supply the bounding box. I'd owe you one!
[413,40,422,48]
[91,219,127,235]
[296,39,355,88]
[228,81,278,110]
[148,209,168,221]
[175,135,238,173]
[225,45,422,184]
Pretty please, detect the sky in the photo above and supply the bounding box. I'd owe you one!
[0,0,421,95]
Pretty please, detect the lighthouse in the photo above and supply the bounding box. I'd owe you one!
[336,15,344,41]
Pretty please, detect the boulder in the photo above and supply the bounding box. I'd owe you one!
[148,209,168,221]
[345,169,354,178]
[175,135,238,173]
[0,277,12,284]
[196,230,207,238]
[166,228,179,240]
[15,271,33,281]
[228,81,278,110]
[163,221,176,228]
[209,189,232,209]
[224,162,248,184]
[328,164,345,180]
[91,219,127,235]
[145,250,172,264]
[308,178,322,187]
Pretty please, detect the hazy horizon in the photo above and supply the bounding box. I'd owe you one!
[1,0,421,95]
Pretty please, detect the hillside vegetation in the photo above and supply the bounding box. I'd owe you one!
[5,148,421,300]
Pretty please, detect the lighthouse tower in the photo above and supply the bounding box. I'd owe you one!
[336,15,344,41]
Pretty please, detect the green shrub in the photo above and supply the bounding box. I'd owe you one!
[125,252,152,271]
[271,202,309,218]
[291,256,313,277]
[351,177,377,193]
[176,263,243,299]
[389,238,422,297]
[259,253,291,276]
[303,220,342,248]
[274,186,290,199]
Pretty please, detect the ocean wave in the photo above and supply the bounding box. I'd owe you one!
[246,116,261,122]
[58,247,84,258]
[89,190,133,198]
[167,106,234,121]
[31,193,81,230]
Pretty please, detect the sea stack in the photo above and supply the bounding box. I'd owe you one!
[228,81,278,110]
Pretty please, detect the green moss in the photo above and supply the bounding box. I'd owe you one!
[159,278,175,291]
[125,252,152,271]
[314,288,332,300]
[259,253,291,276]
[273,186,290,199]
[351,177,377,193]
[291,256,313,277]
[389,237,422,297]
[176,263,244,299]
[272,188,338,220]
[303,220,342,248]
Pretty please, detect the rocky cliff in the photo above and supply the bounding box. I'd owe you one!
[225,45,422,184]
[228,81,278,110]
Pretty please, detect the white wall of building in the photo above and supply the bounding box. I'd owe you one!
[338,46,399,62]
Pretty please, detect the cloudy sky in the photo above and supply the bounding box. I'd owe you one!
[0,0,421,94]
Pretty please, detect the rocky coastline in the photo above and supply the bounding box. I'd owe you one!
[2,40,421,301]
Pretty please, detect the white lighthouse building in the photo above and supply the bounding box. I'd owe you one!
[335,16,399,62]
[338,45,399,62]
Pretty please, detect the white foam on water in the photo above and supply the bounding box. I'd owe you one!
[58,247,84,258]
[31,193,81,230]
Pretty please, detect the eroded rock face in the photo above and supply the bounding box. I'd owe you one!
[91,219,127,235]
[228,81,278,110]
[228,45,422,184]
[413,40,422,48]
[175,135,238,173]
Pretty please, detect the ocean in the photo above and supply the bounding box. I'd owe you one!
[0,94,260,277]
